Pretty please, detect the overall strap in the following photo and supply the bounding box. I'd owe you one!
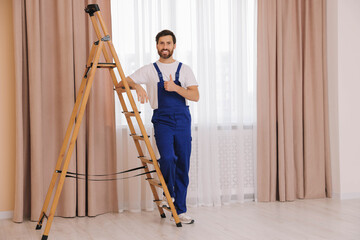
[153,63,164,82]
[175,62,182,81]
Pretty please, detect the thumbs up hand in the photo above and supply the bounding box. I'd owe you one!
[164,75,179,92]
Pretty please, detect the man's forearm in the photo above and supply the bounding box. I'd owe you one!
[175,86,199,102]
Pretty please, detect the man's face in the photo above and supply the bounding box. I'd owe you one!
[157,35,176,59]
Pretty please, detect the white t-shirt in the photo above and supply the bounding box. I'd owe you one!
[129,60,198,109]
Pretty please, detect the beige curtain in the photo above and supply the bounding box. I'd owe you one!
[13,0,118,222]
[257,0,332,202]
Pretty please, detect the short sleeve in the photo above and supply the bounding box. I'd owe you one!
[129,64,152,84]
[182,65,198,88]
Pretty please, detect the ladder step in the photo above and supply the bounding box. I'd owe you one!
[162,207,172,212]
[97,62,116,68]
[154,200,172,212]
[130,134,149,141]
[114,85,134,93]
[146,178,162,188]
[122,111,140,117]
[138,156,153,164]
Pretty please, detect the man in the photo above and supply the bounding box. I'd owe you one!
[122,30,199,224]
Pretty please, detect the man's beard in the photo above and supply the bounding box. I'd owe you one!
[158,49,173,59]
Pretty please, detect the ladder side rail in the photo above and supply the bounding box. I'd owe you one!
[36,43,98,228]
[89,15,120,88]
[93,12,133,105]
[89,14,136,130]
[93,13,151,144]
[41,42,104,239]
[93,12,151,145]
[89,13,147,167]
[96,12,181,224]
[91,13,150,151]
[89,12,160,195]
[88,14,148,161]
[88,13,155,170]
[95,10,181,225]
[89,12,166,217]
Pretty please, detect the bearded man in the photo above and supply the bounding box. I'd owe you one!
[122,29,199,224]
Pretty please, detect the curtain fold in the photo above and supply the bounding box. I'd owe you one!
[13,0,118,222]
[257,0,331,202]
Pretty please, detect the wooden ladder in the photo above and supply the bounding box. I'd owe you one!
[35,4,181,240]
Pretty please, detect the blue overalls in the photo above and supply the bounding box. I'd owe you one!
[151,62,191,215]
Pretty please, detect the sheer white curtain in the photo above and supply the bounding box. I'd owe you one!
[111,0,257,212]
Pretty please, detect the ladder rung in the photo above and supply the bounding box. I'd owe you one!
[97,63,116,68]
[154,200,172,211]
[146,178,162,188]
[114,86,134,93]
[130,134,149,141]
[162,207,172,212]
[138,156,153,164]
[122,111,140,117]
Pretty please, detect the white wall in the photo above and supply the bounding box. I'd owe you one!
[327,0,360,199]
[327,0,340,197]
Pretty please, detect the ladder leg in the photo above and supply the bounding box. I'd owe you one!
[41,42,104,240]
[36,43,98,230]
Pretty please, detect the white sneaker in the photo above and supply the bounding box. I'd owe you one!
[160,196,174,209]
[171,213,195,224]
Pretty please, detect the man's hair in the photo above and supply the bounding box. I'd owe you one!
[155,30,176,44]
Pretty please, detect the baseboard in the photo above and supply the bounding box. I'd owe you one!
[333,192,360,200]
[340,192,360,200]
[0,211,13,220]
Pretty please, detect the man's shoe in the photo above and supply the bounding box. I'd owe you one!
[160,196,174,209]
[171,213,195,224]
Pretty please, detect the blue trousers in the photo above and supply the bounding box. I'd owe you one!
[152,107,192,214]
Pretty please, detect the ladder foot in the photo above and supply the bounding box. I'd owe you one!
[41,235,48,240]
[160,213,166,218]
[176,222,182,227]
[35,224,42,230]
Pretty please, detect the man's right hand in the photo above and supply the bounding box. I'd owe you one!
[134,84,149,104]
[118,77,149,104]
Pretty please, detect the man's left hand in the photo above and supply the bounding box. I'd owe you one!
[164,75,179,92]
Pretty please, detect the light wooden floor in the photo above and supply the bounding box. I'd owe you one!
[1,198,359,240]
